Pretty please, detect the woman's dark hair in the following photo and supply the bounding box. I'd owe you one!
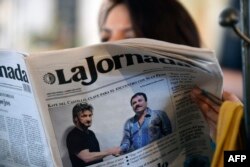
[98,0,201,47]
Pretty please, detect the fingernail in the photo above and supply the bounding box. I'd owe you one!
[191,87,201,95]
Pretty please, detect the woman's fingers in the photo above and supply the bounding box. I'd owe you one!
[191,87,220,113]
[223,91,241,102]
[191,87,220,141]
[201,104,218,124]
[190,87,242,142]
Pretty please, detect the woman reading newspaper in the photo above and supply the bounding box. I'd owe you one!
[97,0,246,166]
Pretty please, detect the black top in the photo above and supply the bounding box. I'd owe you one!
[66,127,103,167]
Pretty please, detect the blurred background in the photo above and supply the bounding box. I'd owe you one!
[0,0,233,59]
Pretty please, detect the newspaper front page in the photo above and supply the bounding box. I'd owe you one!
[26,38,223,167]
[0,51,53,167]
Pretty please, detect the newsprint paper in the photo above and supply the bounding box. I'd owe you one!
[0,38,223,167]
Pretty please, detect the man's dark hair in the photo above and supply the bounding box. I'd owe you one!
[130,92,147,105]
[72,103,93,125]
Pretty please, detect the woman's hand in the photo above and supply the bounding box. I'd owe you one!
[190,87,241,141]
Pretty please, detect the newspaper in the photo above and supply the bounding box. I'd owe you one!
[0,51,54,167]
[0,38,223,167]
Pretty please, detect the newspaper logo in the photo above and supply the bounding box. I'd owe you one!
[224,151,249,167]
[0,64,29,83]
[43,73,56,84]
[53,55,197,86]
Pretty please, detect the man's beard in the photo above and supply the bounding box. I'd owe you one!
[134,105,145,115]
[79,121,91,129]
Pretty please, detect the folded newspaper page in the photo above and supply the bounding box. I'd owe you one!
[0,50,54,167]
[0,38,223,167]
